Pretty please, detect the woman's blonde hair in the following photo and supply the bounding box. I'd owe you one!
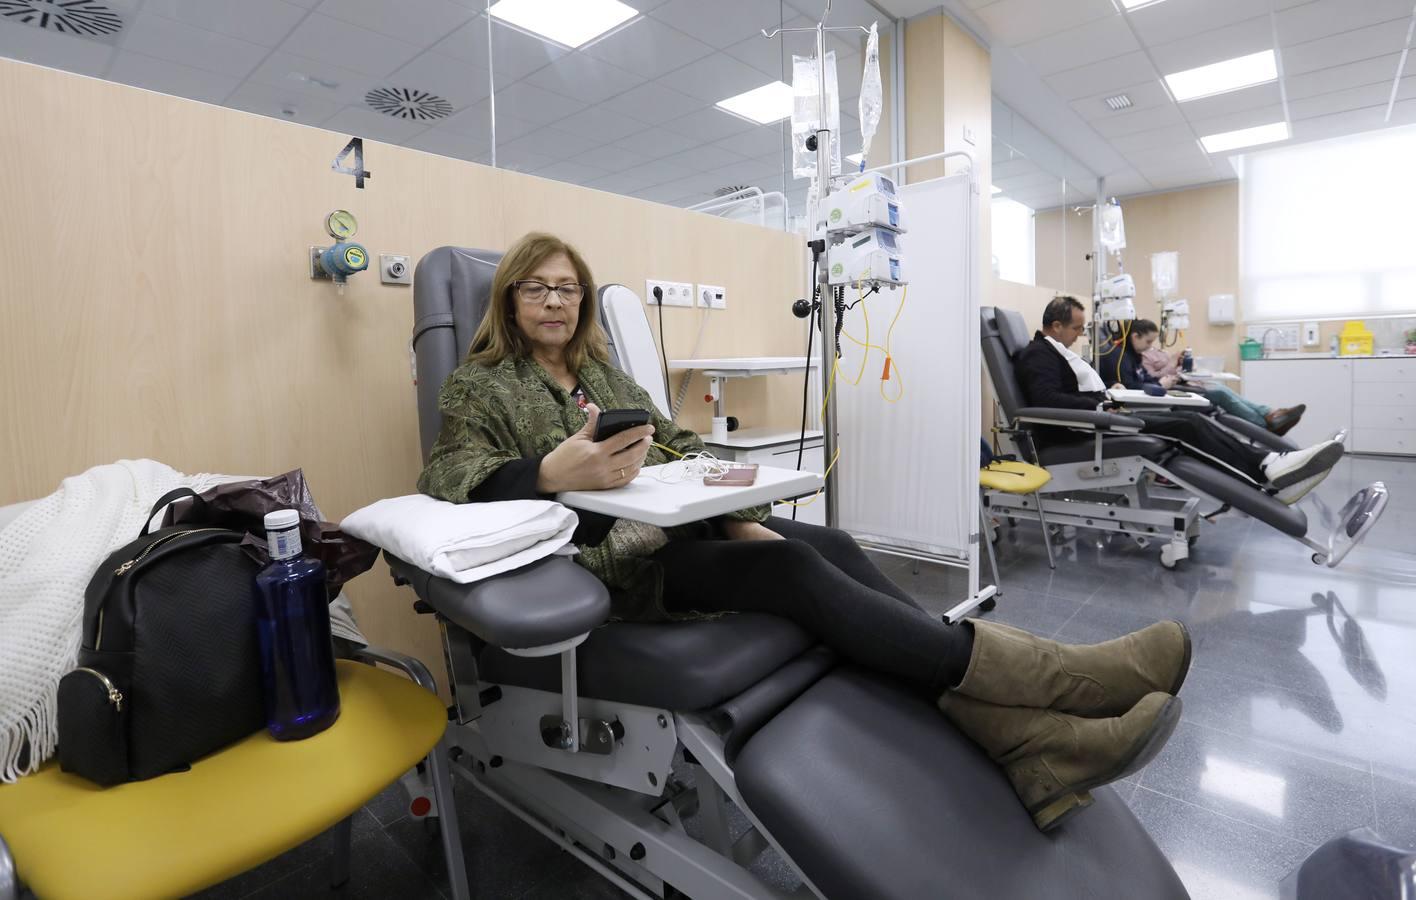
[466,232,610,371]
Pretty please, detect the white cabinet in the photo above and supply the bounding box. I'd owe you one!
[1241,357,1416,455]
[704,428,826,526]
[1240,359,1352,447]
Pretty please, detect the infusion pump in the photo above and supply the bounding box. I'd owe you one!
[1096,273,1137,323]
[828,227,903,286]
[819,173,908,234]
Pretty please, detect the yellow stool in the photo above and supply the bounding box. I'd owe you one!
[0,656,468,900]
[980,461,1056,580]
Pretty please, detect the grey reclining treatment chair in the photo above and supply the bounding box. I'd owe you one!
[384,247,1191,900]
[981,306,1388,570]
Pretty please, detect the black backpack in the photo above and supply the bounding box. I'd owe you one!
[57,488,266,785]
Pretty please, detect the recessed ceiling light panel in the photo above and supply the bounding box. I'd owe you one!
[488,0,638,49]
[1119,0,1171,9]
[1104,93,1133,111]
[1200,121,1289,154]
[716,81,793,125]
[1165,50,1277,102]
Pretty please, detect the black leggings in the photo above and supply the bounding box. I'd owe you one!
[651,518,973,694]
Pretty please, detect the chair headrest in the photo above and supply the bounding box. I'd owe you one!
[993,307,1032,358]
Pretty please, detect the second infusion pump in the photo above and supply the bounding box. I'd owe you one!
[822,173,907,287]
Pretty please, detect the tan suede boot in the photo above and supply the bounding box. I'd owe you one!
[955,619,1191,717]
[939,691,1181,831]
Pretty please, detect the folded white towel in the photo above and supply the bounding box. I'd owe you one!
[341,496,578,584]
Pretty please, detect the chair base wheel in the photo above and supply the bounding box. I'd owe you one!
[980,597,997,612]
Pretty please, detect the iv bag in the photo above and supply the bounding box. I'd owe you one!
[792,52,841,181]
[1151,251,1178,297]
[1099,201,1126,255]
[857,22,881,169]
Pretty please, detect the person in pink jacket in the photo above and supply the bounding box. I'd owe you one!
[1133,321,1304,435]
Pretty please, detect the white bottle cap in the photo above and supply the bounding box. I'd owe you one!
[264,509,300,531]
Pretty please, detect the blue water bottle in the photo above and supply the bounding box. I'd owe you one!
[255,509,340,740]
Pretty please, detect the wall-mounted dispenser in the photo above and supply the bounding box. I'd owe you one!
[310,209,369,286]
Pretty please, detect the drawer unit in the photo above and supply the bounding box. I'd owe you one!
[1354,358,1416,382]
[1351,381,1416,409]
[1350,427,1416,455]
[1353,405,1416,430]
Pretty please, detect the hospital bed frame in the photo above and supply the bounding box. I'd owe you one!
[390,247,1191,900]
[980,306,1388,570]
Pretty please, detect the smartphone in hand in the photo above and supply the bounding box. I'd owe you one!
[593,408,653,442]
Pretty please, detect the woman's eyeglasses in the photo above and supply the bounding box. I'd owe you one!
[514,280,585,305]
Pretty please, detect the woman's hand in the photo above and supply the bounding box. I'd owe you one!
[536,404,655,493]
[721,520,784,542]
[1160,374,1178,389]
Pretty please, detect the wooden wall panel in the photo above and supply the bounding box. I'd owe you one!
[0,59,804,683]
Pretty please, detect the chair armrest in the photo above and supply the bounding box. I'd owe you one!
[385,551,611,651]
[1014,407,1144,433]
[345,643,440,695]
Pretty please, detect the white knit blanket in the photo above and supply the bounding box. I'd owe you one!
[0,459,235,782]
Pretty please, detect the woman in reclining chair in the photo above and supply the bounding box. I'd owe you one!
[420,232,1191,832]
[1098,319,1304,435]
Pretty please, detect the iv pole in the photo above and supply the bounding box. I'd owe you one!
[762,1,870,528]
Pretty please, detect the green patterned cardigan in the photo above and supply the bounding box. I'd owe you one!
[417,354,769,621]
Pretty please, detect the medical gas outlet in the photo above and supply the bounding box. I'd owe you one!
[310,209,369,285]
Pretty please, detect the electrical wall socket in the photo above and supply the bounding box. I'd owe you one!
[645,279,693,307]
[697,284,726,309]
[1303,321,1320,346]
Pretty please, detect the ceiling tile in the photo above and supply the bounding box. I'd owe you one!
[626,157,697,186]
[572,143,656,172]
[432,18,565,83]
[107,50,241,104]
[1284,52,1402,101]
[404,125,490,162]
[496,126,582,163]
[1070,79,1172,122]
[1386,96,1416,125]
[0,19,114,76]
[1125,140,1209,171]
[1187,103,1286,136]
[1276,0,1414,46]
[586,171,656,195]
[649,0,784,50]
[279,13,422,78]
[246,49,378,106]
[493,144,559,174]
[141,0,308,48]
[1044,51,1159,102]
[321,104,432,142]
[1101,168,1152,198]
[994,170,1061,191]
[120,11,268,78]
[635,183,695,204]
[1147,14,1273,75]
[582,16,714,80]
[713,124,789,159]
[554,104,651,145]
[783,0,883,30]
[613,126,700,157]
[1144,170,1232,191]
[523,53,644,105]
[1125,0,1273,47]
[598,80,702,125]
[1108,123,1198,154]
[1288,105,1389,141]
[530,159,611,186]
[991,158,1042,180]
[315,0,474,47]
[483,80,583,124]
[1288,81,1392,120]
[385,50,489,110]
[975,0,1116,47]
[1177,81,1282,122]
[723,31,789,79]
[710,154,785,185]
[1016,13,1135,77]
[1396,73,1416,101]
[1090,102,1186,138]
[226,79,340,125]
[1282,20,1411,77]
[661,143,745,172]
[663,106,757,143]
[657,52,775,104]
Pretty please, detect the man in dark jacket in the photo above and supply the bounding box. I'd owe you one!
[1013,296,1343,505]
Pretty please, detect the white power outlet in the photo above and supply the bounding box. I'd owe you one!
[645,279,693,308]
[1303,321,1320,346]
[697,284,726,309]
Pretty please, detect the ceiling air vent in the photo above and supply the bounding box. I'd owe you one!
[713,185,755,197]
[1104,93,1133,111]
[365,87,454,121]
[0,0,122,36]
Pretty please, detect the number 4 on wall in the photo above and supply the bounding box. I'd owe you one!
[332,137,371,188]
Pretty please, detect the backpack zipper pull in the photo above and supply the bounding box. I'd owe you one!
[114,559,135,576]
